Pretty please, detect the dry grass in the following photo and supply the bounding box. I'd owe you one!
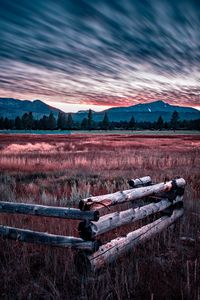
[0,133,199,300]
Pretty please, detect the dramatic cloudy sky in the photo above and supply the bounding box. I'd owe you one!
[0,0,199,112]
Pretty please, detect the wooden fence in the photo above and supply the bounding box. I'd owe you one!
[0,176,186,271]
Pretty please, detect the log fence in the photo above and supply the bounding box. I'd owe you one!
[0,176,186,271]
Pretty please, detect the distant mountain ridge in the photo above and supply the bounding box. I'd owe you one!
[0,98,199,122]
[72,100,200,122]
[0,98,62,119]
[106,100,197,113]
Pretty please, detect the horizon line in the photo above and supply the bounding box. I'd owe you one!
[0,97,200,113]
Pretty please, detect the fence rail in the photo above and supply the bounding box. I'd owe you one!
[0,225,98,251]
[0,176,186,271]
[79,178,186,211]
[78,195,183,240]
[0,201,99,221]
[86,208,184,271]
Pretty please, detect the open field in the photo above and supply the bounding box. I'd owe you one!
[0,134,199,299]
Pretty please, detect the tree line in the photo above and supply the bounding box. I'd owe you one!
[0,110,199,131]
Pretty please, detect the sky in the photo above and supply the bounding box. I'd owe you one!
[0,0,199,112]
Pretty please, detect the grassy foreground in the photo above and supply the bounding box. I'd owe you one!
[0,134,199,299]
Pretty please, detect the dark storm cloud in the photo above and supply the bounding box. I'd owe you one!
[0,0,199,107]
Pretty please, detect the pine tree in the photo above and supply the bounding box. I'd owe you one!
[57,112,63,129]
[9,119,15,129]
[57,112,67,129]
[164,121,169,130]
[21,112,34,129]
[129,115,136,130]
[66,113,73,130]
[81,118,88,130]
[34,119,39,130]
[170,111,179,130]
[4,117,10,129]
[21,113,28,129]
[87,109,93,130]
[15,116,22,129]
[48,112,56,130]
[0,117,4,129]
[27,112,34,129]
[62,114,67,129]
[102,112,110,130]
[156,116,164,130]
[41,116,48,129]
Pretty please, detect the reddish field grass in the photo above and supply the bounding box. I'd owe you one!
[0,134,199,300]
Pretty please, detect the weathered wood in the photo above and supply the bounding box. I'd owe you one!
[0,225,99,251]
[79,196,183,239]
[79,178,186,211]
[85,209,184,271]
[128,176,152,188]
[0,201,99,221]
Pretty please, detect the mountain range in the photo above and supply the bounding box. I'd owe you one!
[0,98,199,122]
[0,98,61,119]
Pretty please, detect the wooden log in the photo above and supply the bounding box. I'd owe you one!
[79,196,183,239]
[79,178,186,211]
[0,201,99,221]
[128,176,152,188]
[0,225,99,251]
[85,209,184,271]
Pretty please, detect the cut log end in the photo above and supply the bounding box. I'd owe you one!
[91,240,102,252]
[128,176,152,188]
[93,210,100,221]
[78,220,93,240]
[79,199,112,211]
[79,199,92,211]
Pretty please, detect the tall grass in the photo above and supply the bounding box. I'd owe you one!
[0,134,199,299]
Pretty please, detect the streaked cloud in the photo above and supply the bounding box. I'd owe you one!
[0,0,199,110]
